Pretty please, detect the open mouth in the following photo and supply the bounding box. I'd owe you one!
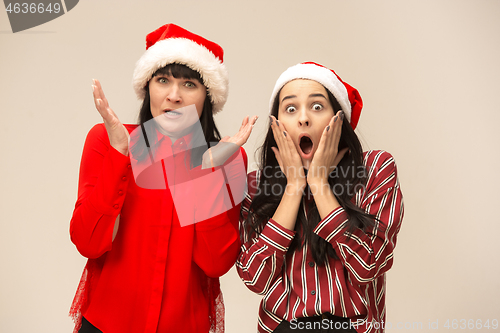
[299,135,313,155]
[162,109,183,119]
[165,109,181,115]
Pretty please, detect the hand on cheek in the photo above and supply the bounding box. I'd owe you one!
[269,116,306,192]
[307,111,349,186]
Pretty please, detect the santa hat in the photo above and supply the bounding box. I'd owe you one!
[133,23,229,114]
[269,62,363,129]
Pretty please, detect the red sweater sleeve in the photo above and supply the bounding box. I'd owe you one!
[193,148,248,278]
[69,124,131,259]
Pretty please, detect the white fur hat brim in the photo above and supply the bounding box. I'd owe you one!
[133,38,229,114]
[269,63,351,121]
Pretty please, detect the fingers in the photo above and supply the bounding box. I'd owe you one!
[235,115,258,146]
[331,110,344,150]
[322,110,344,153]
[270,115,287,152]
[239,115,249,131]
[92,79,121,125]
[93,79,110,108]
[309,110,346,178]
[270,115,302,165]
[92,79,109,120]
[250,115,258,126]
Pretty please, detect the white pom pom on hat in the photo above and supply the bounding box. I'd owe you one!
[269,62,363,129]
[133,23,229,114]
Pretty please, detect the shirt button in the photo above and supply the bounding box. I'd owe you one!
[127,164,132,169]
[118,190,124,196]
[113,204,119,209]
[308,262,314,267]
[311,290,316,295]
[122,176,127,181]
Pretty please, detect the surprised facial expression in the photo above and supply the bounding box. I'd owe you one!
[278,79,335,169]
[149,74,207,140]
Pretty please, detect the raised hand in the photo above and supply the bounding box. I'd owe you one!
[307,111,349,186]
[92,79,129,156]
[270,115,306,193]
[202,115,258,169]
[219,115,258,146]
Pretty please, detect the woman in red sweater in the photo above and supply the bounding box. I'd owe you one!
[69,24,256,333]
[237,62,403,333]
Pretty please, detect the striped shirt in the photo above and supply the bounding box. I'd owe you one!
[236,150,404,333]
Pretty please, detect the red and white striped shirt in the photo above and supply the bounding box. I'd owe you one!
[237,150,404,333]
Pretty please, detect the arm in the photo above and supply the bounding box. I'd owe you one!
[313,150,404,284]
[69,124,131,259]
[193,148,249,277]
[237,116,307,294]
[236,171,297,295]
[201,115,258,169]
[237,219,295,295]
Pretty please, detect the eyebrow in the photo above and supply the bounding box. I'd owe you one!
[309,93,327,100]
[281,93,327,103]
[281,95,297,103]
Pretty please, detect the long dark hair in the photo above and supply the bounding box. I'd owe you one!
[131,63,221,167]
[243,86,377,265]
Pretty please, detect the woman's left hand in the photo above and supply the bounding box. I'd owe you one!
[307,111,349,186]
[202,115,258,169]
[219,115,259,146]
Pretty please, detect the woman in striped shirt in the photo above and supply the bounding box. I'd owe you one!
[237,62,404,333]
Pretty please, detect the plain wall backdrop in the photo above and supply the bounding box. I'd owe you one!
[1,1,499,332]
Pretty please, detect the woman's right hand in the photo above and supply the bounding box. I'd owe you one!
[92,79,129,156]
[269,115,306,193]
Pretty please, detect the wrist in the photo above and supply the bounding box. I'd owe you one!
[307,178,334,199]
[306,176,328,188]
[285,181,306,196]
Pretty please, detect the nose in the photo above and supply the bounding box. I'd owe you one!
[166,85,182,103]
[298,109,310,127]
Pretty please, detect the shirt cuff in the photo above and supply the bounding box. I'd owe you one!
[259,218,296,253]
[313,206,350,245]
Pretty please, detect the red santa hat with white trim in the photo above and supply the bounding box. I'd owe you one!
[269,62,363,129]
[133,23,229,114]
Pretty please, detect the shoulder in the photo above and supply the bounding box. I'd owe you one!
[362,150,400,191]
[83,124,109,149]
[363,150,398,172]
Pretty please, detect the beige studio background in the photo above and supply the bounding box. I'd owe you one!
[1,0,499,332]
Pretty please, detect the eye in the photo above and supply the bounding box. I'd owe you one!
[312,103,323,111]
[184,81,196,88]
[157,77,168,84]
[285,105,296,113]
